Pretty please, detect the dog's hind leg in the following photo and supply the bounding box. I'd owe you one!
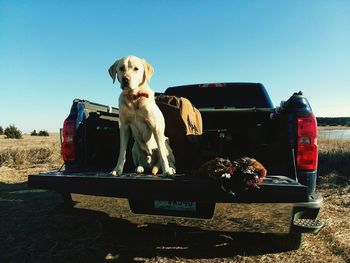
[154,135,174,175]
[151,165,159,175]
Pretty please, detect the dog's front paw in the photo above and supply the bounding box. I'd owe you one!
[110,167,123,176]
[135,166,144,174]
[165,167,176,176]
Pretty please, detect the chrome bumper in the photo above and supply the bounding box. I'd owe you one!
[114,194,323,234]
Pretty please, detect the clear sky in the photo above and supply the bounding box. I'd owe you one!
[1,0,349,133]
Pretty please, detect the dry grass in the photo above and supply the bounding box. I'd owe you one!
[0,134,62,185]
[318,126,350,131]
[318,138,350,186]
[0,134,62,168]
[0,132,349,262]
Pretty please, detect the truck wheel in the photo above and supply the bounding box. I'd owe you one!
[277,233,303,251]
[60,192,75,209]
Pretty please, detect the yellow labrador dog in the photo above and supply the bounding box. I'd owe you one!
[108,55,176,176]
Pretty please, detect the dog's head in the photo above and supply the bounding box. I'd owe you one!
[108,55,154,91]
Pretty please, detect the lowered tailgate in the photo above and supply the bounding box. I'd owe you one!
[28,172,308,203]
[28,172,323,233]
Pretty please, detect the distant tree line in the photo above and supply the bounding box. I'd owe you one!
[0,125,50,139]
[30,129,49,136]
[0,124,23,139]
[317,117,350,127]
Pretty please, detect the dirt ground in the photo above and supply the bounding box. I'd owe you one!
[0,134,349,262]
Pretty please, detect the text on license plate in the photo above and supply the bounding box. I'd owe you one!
[154,200,196,212]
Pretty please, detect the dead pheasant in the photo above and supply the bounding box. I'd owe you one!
[195,157,267,194]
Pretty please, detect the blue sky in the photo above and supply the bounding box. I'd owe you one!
[1,0,349,133]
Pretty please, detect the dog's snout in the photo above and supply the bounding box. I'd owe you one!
[122,76,130,86]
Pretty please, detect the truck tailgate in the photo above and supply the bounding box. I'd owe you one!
[28,172,324,234]
[28,172,308,203]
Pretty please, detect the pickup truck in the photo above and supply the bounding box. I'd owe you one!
[28,82,323,250]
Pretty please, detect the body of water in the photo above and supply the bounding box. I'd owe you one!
[318,129,350,140]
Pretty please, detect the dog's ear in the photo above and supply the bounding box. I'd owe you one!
[143,59,154,82]
[108,60,119,84]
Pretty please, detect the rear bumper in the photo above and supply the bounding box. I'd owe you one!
[126,193,323,234]
[28,172,323,234]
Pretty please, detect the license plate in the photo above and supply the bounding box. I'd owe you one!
[154,200,196,212]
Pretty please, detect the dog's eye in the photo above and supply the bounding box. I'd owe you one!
[119,66,125,71]
[134,67,139,71]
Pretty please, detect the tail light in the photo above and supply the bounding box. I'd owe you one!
[296,115,318,170]
[61,116,76,162]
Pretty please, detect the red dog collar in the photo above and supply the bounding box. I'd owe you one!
[125,92,149,101]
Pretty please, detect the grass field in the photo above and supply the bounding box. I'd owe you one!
[0,133,349,262]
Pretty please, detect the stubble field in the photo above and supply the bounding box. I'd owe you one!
[0,133,349,262]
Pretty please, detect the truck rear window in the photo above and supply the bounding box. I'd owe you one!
[164,83,274,109]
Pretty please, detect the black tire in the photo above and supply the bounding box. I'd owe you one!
[59,192,75,209]
[276,233,303,251]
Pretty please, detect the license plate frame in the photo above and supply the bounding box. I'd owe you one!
[128,199,215,219]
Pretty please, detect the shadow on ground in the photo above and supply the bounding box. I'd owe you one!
[0,183,293,262]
